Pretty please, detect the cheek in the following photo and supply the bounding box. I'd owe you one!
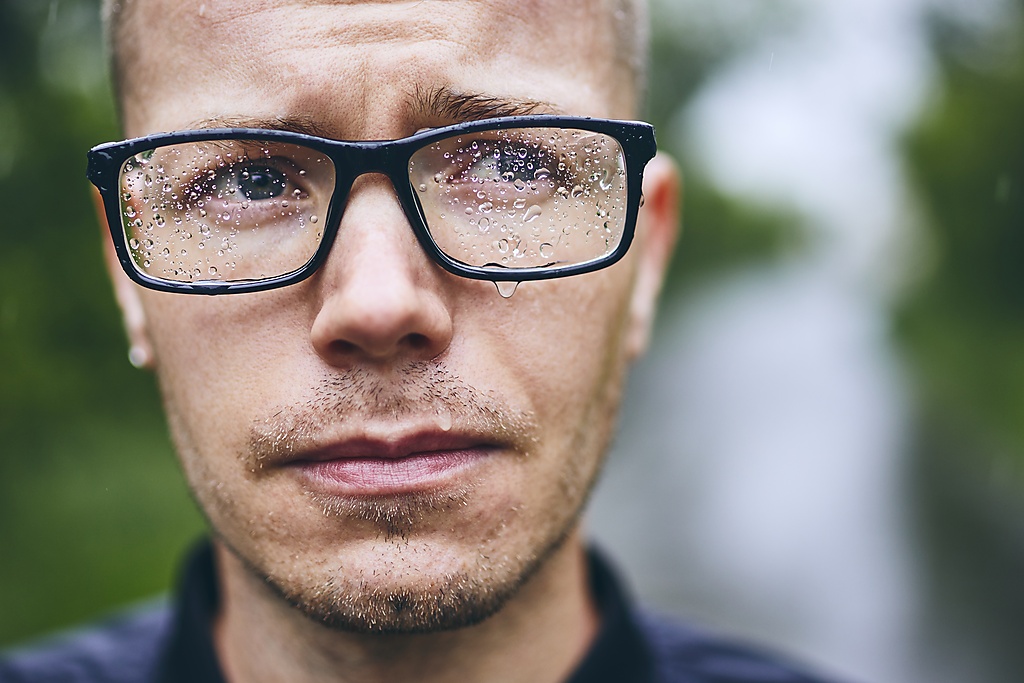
[481,266,635,444]
[142,290,314,460]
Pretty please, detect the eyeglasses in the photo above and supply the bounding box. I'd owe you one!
[87,116,657,295]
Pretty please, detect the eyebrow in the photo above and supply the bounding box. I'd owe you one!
[412,85,564,122]
[184,114,334,138]
[183,89,563,139]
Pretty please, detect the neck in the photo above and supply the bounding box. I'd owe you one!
[212,532,599,683]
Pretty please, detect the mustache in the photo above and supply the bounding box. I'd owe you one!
[247,361,538,466]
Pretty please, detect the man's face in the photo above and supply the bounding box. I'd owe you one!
[112,0,670,632]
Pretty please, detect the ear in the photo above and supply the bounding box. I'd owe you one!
[625,152,681,360]
[93,186,155,369]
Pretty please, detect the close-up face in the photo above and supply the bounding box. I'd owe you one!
[104,0,673,632]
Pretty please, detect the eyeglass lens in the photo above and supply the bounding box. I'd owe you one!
[410,128,627,270]
[116,127,628,285]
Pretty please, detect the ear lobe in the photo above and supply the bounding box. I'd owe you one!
[625,152,681,360]
[93,186,155,369]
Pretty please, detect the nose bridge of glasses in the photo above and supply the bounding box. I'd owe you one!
[326,138,411,187]
[321,139,425,239]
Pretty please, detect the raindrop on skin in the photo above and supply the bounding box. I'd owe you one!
[434,406,453,432]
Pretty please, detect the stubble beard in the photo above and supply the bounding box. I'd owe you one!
[169,360,620,635]
[240,491,587,635]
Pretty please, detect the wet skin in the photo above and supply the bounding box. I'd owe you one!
[104,1,678,681]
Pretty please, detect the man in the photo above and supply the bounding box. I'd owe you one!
[1,1,840,681]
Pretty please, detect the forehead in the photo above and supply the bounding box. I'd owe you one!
[121,0,625,137]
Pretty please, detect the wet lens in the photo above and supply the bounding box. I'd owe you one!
[118,140,335,284]
[408,127,628,272]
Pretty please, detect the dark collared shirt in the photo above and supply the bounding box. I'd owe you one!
[1,542,841,683]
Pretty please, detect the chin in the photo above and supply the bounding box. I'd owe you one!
[224,509,580,635]
[278,569,522,634]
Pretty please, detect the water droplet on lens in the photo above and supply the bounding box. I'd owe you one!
[540,242,554,258]
[534,168,550,181]
[523,205,542,222]
[129,238,140,250]
[209,266,218,276]
[465,207,474,216]
[144,239,154,249]
[494,281,519,298]
[478,201,493,213]
[199,209,208,217]
[310,215,319,223]
[495,238,509,253]
[418,183,428,192]
[513,178,526,192]
[501,171,515,183]
[570,185,584,198]
[513,197,526,210]
[125,206,137,218]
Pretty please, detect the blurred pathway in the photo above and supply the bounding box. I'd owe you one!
[587,1,974,681]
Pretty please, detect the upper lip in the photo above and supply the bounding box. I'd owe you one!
[271,426,500,466]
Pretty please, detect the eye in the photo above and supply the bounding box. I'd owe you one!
[210,164,290,201]
[463,140,557,186]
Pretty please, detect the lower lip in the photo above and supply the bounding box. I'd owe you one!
[296,449,488,494]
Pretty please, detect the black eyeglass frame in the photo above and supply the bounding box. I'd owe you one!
[87,115,657,295]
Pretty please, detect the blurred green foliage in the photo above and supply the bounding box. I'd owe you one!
[896,5,1024,676]
[0,0,801,646]
[646,3,806,290]
[898,2,1024,468]
[0,0,204,645]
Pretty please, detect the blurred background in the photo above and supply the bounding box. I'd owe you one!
[2,0,1024,680]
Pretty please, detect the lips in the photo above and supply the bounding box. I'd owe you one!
[283,431,500,495]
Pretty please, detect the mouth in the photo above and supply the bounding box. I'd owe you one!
[283,431,502,496]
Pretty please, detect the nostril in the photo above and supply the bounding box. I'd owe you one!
[327,339,360,356]
[406,333,430,351]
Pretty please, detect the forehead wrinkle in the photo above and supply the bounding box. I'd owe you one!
[123,0,627,135]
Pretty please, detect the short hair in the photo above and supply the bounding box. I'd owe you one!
[102,0,648,127]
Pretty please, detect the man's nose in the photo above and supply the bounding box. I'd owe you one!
[309,176,454,366]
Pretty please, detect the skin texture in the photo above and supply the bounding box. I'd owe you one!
[101,1,679,681]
